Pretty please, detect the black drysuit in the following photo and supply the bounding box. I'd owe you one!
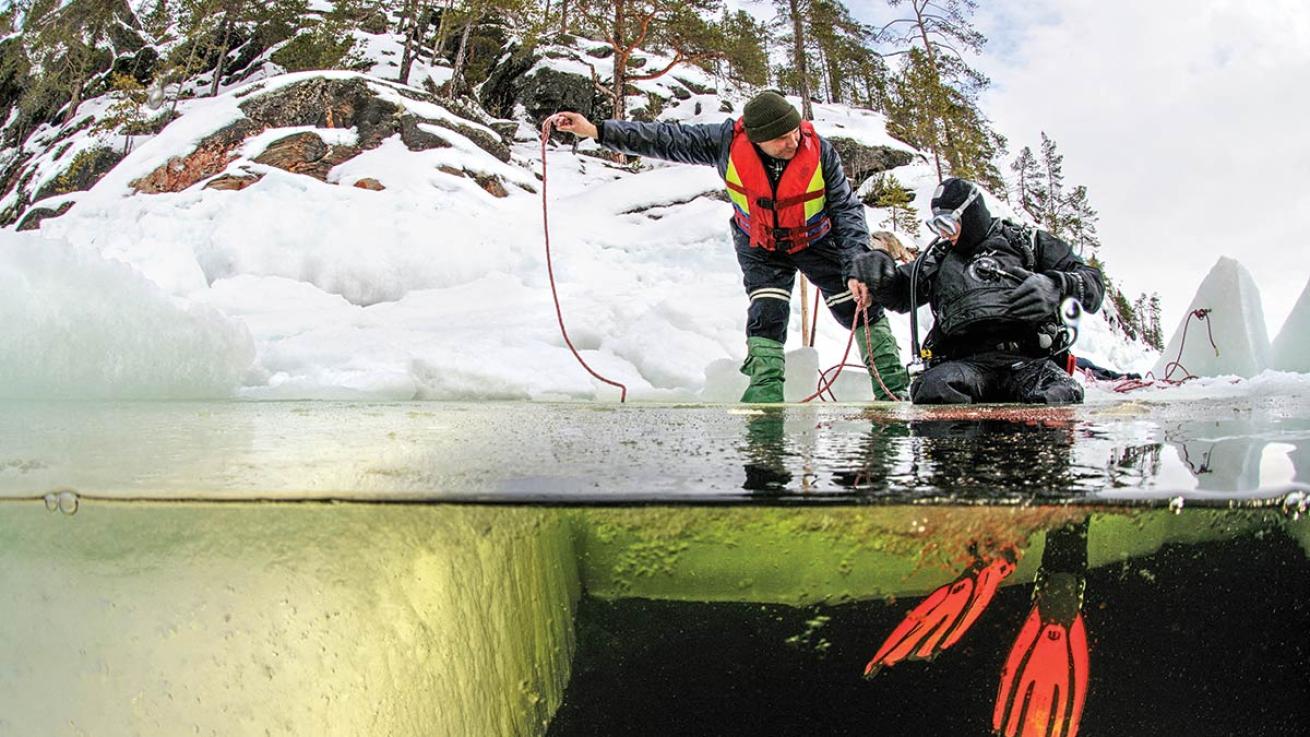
[876,220,1105,404]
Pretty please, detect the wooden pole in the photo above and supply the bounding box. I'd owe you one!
[799,279,811,346]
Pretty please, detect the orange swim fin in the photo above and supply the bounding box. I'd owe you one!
[992,572,1089,737]
[864,553,1016,677]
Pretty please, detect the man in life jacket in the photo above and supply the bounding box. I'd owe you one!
[849,177,1105,404]
[551,91,909,403]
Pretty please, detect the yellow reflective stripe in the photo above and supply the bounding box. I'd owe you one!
[804,163,826,221]
[725,157,750,214]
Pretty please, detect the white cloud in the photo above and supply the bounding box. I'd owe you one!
[972,0,1310,337]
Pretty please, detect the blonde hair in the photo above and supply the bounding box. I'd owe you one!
[870,231,914,264]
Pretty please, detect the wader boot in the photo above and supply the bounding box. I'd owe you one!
[856,315,910,401]
[740,336,786,403]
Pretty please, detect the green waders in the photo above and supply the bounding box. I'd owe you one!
[739,336,786,403]
[856,314,910,401]
[740,318,908,404]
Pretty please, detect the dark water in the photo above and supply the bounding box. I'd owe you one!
[550,522,1310,737]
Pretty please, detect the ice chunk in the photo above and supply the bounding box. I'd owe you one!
[1151,257,1270,379]
[1271,276,1310,373]
[0,232,254,399]
[783,347,820,402]
[699,348,826,403]
[701,358,748,402]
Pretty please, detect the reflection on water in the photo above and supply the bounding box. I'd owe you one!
[2,501,1307,736]
[1,399,1308,501]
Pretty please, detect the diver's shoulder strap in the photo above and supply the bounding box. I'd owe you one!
[998,218,1038,270]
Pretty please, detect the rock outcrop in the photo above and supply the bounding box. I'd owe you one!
[826,137,916,185]
[480,43,610,125]
[130,75,511,195]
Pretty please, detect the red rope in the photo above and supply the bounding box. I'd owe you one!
[799,306,902,403]
[861,308,900,400]
[1112,308,1218,393]
[539,118,628,402]
[799,314,860,403]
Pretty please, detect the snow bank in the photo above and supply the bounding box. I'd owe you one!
[6,65,1158,401]
[0,232,254,399]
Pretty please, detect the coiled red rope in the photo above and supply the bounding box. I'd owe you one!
[1111,308,1218,393]
[540,118,628,402]
[800,306,901,403]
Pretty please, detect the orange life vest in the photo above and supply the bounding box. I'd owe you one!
[724,119,831,254]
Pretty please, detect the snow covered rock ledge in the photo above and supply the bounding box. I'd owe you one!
[124,74,519,198]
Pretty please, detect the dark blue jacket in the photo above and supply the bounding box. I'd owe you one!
[597,119,871,272]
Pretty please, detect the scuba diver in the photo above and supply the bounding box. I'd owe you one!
[850,178,1105,404]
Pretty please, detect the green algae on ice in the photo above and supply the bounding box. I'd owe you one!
[570,506,1280,606]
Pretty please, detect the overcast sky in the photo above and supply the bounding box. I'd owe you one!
[961,0,1310,338]
[737,0,1310,338]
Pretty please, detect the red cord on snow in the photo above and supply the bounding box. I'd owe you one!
[1112,308,1219,393]
[539,118,628,402]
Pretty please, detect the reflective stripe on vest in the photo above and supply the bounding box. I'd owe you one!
[723,119,831,254]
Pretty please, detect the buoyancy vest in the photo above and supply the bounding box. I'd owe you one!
[724,119,831,254]
[932,220,1042,338]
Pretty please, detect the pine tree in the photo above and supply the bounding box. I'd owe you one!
[1132,293,1150,342]
[573,0,724,121]
[877,0,1001,186]
[397,0,422,83]
[1110,288,1139,342]
[206,0,251,97]
[92,72,149,153]
[1011,133,1101,257]
[1147,293,1164,350]
[774,0,813,120]
[19,0,124,124]
[808,0,879,106]
[719,9,768,88]
[151,0,335,108]
[1062,184,1100,259]
[875,173,919,236]
[1038,131,1066,232]
[1009,145,1039,220]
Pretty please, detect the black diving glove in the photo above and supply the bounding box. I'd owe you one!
[850,249,898,297]
[1009,273,1061,321]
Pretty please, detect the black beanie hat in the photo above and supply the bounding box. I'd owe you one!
[930,177,993,251]
[742,91,802,143]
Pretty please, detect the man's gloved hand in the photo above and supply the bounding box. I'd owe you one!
[850,249,898,296]
[1009,273,1061,321]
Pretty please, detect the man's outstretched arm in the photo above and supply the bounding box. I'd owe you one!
[551,112,727,167]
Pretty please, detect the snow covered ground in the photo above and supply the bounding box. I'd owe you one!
[1,58,1304,403]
